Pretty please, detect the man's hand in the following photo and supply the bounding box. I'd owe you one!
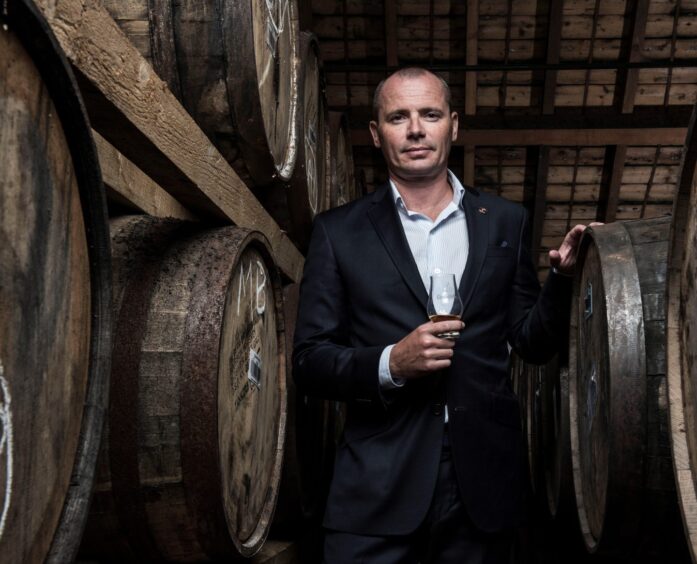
[549,222,603,276]
[389,320,464,379]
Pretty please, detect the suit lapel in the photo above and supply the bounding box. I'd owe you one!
[367,185,429,310]
[458,188,489,315]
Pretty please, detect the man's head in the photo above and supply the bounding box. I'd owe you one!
[370,68,458,184]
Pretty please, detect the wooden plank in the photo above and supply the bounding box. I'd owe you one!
[465,0,478,116]
[615,0,651,113]
[543,0,564,114]
[597,145,628,222]
[95,132,197,220]
[34,0,304,282]
[384,0,398,66]
[354,128,687,146]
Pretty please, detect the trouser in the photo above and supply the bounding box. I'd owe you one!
[323,433,515,564]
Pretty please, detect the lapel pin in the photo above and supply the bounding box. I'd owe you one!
[478,207,488,214]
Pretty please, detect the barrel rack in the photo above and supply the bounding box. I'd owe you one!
[32,0,304,561]
[33,0,305,285]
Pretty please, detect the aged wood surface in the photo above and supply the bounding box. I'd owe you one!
[94,131,196,220]
[34,0,304,282]
[82,217,285,561]
[0,23,90,564]
[326,111,357,208]
[284,33,327,251]
[0,2,113,562]
[569,217,688,560]
[667,100,697,564]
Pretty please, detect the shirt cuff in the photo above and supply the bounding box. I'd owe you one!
[378,345,405,389]
[552,266,574,278]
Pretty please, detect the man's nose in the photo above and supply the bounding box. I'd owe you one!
[406,115,424,138]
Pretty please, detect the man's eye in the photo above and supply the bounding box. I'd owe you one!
[426,112,440,119]
[389,115,405,123]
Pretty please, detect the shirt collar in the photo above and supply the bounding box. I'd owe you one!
[389,170,466,213]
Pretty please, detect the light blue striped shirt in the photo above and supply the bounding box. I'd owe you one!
[378,171,469,423]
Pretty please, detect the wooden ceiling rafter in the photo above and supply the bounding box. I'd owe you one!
[615,0,651,114]
[597,145,628,223]
[463,0,479,186]
[565,147,582,235]
[640,145,663,218]
[663,0,683,107]
[524,146,550,260]
[499,0,515,109]
[542,0,564,115]
[342,0,352,112]
[582,0,602,107]
[323,60,697,73]
[351,126,686,147]
[384,0,398,67]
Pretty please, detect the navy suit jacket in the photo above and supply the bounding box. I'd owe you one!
[292,182,571,534]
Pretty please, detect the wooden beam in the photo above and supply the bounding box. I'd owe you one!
[597,145,628,223]
[615,0,650,113]
[95,132,196,220]
[542,0,564,114]
[34,0,304,282]
[465,0,478,116]
[463,145,475,186]
[384,0,398,67]
[351,128,687,147]
[523,147,550,259]
[342,105,693,130]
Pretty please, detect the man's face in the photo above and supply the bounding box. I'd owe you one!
[369,73,458,183]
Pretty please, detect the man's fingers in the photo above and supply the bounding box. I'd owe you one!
[427,320,464,335]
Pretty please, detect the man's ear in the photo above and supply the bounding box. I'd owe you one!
[369,120,381,148]
[451,112,459,142]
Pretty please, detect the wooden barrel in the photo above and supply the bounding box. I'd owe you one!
[511,353,543,495]
[81,216,286,561]
[569,216,688,560]
[284,32,327,251]
[326,111,357,209]
[272,283,333,537]
[667,102,697,564]
[102,0,299,188]
[540,356,576,521]
[0,2,112,562]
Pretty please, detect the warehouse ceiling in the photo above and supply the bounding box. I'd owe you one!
[305,0,697,280]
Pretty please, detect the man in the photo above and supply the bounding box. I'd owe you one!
[293,67,584,563]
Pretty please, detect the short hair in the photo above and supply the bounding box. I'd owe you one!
[372,67,452,121]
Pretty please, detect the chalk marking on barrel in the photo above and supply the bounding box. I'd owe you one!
[237,259,268,319]
[0,361,13,541]
[255,259,266,315]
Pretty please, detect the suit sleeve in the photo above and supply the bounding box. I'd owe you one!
[292,215,386,404]
[506,208,572,364]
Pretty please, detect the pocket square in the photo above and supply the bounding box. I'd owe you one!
[498,240,509,248]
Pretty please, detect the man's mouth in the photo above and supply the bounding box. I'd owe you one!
[403,146,432,154]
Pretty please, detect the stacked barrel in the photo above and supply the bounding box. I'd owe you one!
[0,2,112,562]
[509,98,697,561]
[1,0,362,561]
[100,0,361,251]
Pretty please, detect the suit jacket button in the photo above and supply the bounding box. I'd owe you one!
[432,403,443,416]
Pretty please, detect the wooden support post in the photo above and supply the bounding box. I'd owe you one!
[463,145,475,186]
[597,145,628,223]
[542,0,563,114]
[522,146,549,261]
[465,0,478,117]
[384,0,398,67]
[34,0,304,282]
